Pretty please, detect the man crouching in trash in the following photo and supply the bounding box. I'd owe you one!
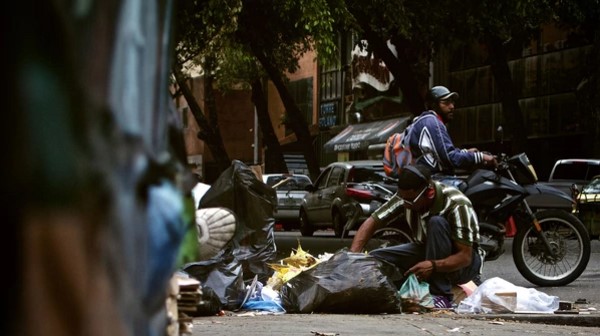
[350,164,484,309]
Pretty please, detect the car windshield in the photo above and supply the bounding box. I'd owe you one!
[266,175,311,191]
[349,167,386,183]
[582,177,600,194]
[552,163,600,180]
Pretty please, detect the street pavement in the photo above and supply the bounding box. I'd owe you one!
[190,311,600,335]
[186,231,600,335]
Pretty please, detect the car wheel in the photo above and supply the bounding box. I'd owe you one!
[299,209,314,237]
[332,211,349,238]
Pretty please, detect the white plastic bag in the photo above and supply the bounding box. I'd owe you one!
[456,277,559,314]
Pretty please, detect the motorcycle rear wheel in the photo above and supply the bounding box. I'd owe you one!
[372,227,413,249]
[513,209,591,287]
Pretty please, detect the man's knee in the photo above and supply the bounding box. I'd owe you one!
[368,248,392,264]
[427,216,450,234]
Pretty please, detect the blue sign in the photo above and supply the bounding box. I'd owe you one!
[319,102,338,128]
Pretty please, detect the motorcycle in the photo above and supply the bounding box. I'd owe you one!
[340,176,399,238]
[372,151,591,287]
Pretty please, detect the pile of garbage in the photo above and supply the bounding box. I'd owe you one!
[175,160,561,320]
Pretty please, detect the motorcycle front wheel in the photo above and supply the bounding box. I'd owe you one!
[513,209,591,287]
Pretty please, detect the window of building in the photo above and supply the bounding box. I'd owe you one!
[320,34,344,101]
[450,104,502,145]
[318,32,355,131]
[286,78,314,135]
[180,106,189,129]
[446,41,590,145]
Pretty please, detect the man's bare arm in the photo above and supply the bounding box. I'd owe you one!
[349,216,385,252]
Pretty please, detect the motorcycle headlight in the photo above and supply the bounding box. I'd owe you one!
[508,153,538,184]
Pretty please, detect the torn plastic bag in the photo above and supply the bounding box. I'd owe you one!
[398,273,434,312]
[280,250,403,314]
[199,160,278,282]
[456,277,560,314]
[240,279,286,313]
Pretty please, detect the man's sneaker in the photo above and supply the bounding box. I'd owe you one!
[433,295,453,309]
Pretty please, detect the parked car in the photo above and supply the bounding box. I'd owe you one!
[577,174,600,240]
[545,158,600,196]
[531,158,600,210]
[299,160,397,237]
[263,173,312,231]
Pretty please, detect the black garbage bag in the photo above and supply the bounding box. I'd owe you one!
[199,160,277,282]
[183,251,245,311]
[183,160,277,309]
[280,250,403,314]
[194,286,222,317]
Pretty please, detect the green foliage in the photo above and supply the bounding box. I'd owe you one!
[346,0,556,52]
[236,0,343,72]
[173,0,242,60]
[173,0,578,89]
[173,0,346,89]
[554,0,600,33]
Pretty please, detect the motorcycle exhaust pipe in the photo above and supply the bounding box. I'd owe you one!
[479,222,507,261]
[479,222,506,235]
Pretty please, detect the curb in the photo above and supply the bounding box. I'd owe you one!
[453,313,600,327]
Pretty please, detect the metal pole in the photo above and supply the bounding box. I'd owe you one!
[429,47,435,87]
[429,60,434,88]
[253,106,258,164]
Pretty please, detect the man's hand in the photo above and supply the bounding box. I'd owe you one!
[470,149,497,167]
[406,260,436,280]
[482,153,498,168]
[407,241,474,282]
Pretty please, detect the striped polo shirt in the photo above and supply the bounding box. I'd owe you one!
[372,181,482,248]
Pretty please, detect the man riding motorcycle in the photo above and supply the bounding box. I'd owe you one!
[412,85,497,175]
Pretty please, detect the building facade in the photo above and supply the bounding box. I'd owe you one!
[177,24,596,182]
[173,77,259,182]
[435,24,594,179]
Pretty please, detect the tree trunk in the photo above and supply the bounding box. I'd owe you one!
[485,35,527,154]
[172,67,231,173]
[251,47,321,180]
[251,79,288,173]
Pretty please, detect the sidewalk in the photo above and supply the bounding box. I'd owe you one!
[189,310,600,336]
